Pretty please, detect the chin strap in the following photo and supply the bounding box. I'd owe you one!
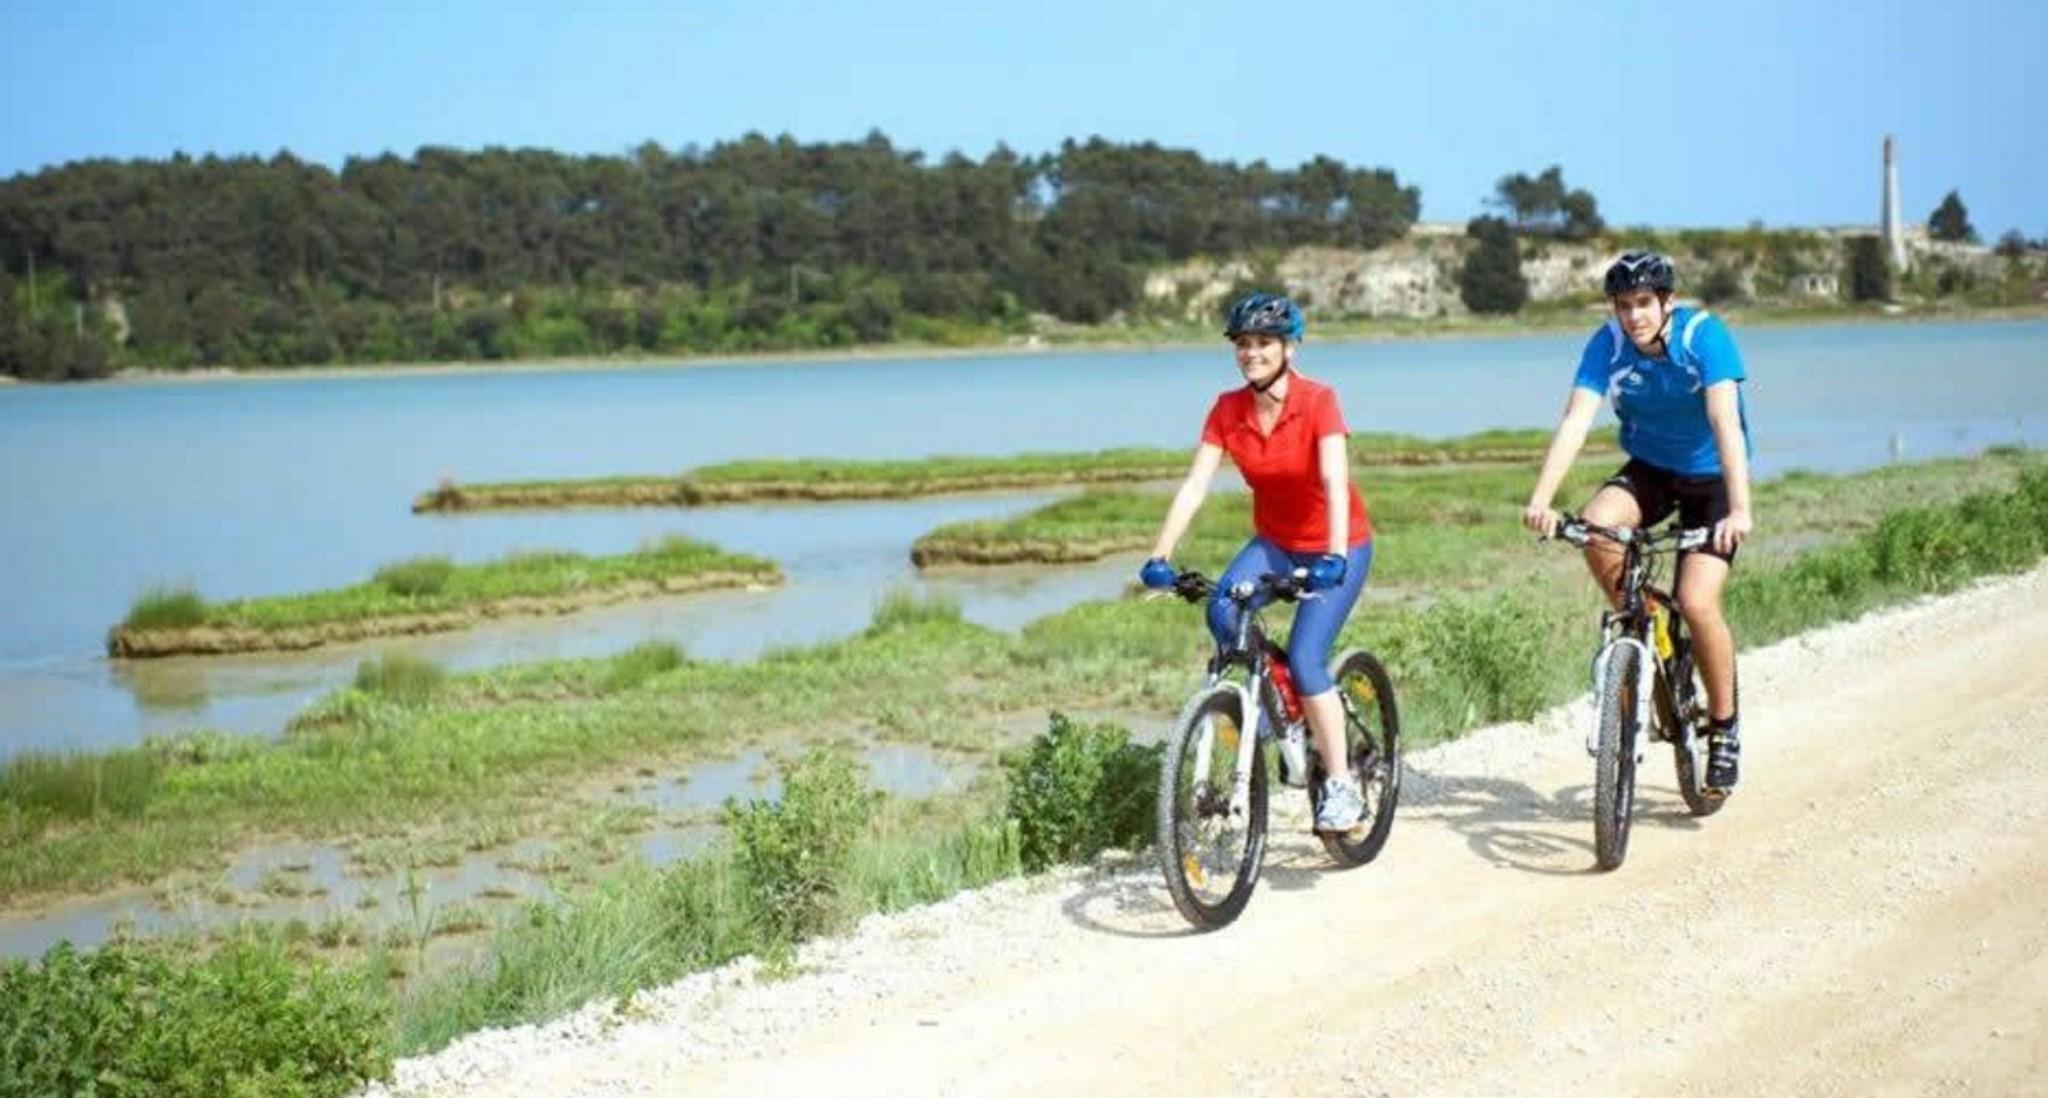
[1250,364,1291,396]
[1649,306,1675,357]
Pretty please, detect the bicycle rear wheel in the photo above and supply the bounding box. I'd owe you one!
[1666,654,1727,818]
[1157,684,1269,930]
[1594,644,1641,870]
[1313,650,1402,866]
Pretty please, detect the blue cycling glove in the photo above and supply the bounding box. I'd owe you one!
[1139,557,1178,589]
[1306,552,1347,591]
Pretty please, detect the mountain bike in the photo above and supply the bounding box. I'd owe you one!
[1153,569,1400,930]
[1548,515,1726,871]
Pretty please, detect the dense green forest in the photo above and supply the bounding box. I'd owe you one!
[0,133,1421,379]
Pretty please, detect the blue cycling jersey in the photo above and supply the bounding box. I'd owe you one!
[1572,306,1752,476]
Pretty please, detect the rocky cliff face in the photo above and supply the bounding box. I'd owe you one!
[1143,224,2023,320]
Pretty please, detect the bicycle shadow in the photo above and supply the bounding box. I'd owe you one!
[1056,818,1352,940]
[1403,760,1707,877]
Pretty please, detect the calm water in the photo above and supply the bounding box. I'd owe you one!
[4,319,2045,760]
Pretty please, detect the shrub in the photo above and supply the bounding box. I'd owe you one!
[1003,712,1161,872]
[724,749,877,943]
[1869,507,1974,591]
[374,556,455,598]
[353,652,446,704]
[1421,593,1554,726]
[0,939,390,1097]
[124,584,208,629]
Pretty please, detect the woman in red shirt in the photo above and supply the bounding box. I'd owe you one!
[1141,292,1375,833]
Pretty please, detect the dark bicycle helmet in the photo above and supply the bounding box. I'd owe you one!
[1223,291,1305,342]
[1603,251,1677,297]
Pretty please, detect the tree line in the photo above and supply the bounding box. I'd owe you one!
[0,132,1421,379]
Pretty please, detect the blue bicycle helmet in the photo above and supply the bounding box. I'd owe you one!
[1223,292,1305,342]
[1603,251,1677,297]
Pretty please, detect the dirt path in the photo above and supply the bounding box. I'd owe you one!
[379,564,2048,1098]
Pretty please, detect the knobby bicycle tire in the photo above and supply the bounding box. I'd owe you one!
[1664,652,1727,818]
[1156,684,1269,929]
[1594,644,1641,870]
[1314,649,1402,866]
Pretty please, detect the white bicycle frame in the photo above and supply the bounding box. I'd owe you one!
[1177,574,1316,823]
[1188,677,1265,821]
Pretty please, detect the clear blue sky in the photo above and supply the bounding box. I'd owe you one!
[6,0,2044,237]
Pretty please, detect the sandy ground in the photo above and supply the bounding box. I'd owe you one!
[377,563,2048,1098]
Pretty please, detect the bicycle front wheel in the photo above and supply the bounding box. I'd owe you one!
[1594,644,1641,870]
[1315,650,1402,866]
[1157,684,1269,930]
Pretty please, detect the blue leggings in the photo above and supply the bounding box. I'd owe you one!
[1206,538,1373,696]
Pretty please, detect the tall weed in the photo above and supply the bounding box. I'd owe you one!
[604,640,686,692]
[354,652,446,704]
[0,748,160,822]
[867,588,964,634]
[123,584,208,629]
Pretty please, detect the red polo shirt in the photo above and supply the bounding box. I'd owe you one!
[1200,374,1372,553]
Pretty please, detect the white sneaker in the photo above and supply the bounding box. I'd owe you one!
[1315,776,1365,833]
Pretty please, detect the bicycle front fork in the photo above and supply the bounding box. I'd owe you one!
[1589,637,1656,763]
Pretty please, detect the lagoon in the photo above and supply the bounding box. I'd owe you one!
[3,319,2045,760]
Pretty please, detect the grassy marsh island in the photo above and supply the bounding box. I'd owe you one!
[912,432,1611,569]
[411,429,1617,513]
[106,536,780,658]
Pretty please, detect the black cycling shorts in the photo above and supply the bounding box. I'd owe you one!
[1600,458,1738,564]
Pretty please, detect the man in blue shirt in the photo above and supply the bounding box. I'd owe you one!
[1522,252,1755,793]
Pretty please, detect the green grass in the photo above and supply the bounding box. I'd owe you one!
[603,640,688,692]
[113,537,779,640]
[373,557,456,597]
[0,748,162,824]
[866,588,965,633]
[123,583,209,629]
[354,653,448,705]
[914,460,1601,578]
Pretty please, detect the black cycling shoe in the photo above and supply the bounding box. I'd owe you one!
[1705,722,1741,793]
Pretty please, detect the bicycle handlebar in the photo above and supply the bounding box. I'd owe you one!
[1164,569,1311,605]
[1547,513,1710,553]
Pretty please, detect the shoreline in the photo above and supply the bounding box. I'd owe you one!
[18,302,2045,390]
[108,569,781,659]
